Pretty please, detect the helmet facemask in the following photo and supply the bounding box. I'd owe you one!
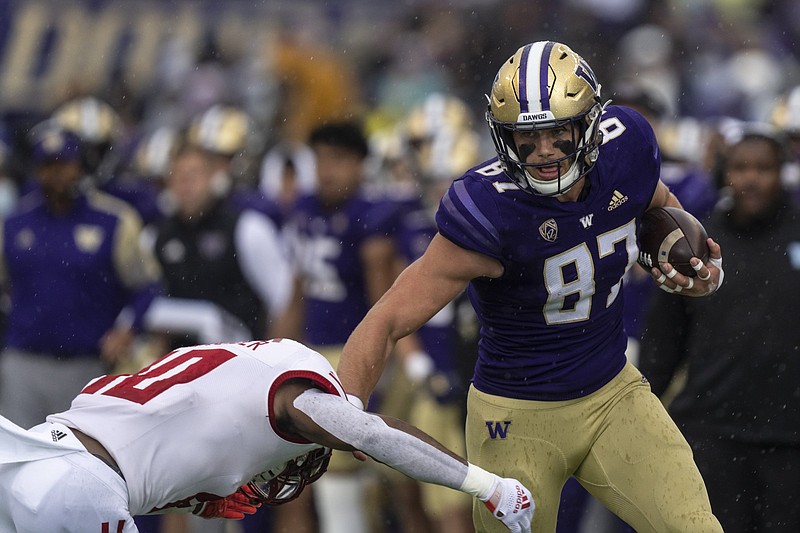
[487,101,604,196]
[246,446,331,505]
[486,41,606,197]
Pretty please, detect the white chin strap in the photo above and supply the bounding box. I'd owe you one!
[524,160,581,196]
[519,100,606,196]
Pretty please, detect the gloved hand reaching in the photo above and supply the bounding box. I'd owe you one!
[482,476,534,533]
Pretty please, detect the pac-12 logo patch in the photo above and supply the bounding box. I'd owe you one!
[539,219,558,242]
[486,421,511,439]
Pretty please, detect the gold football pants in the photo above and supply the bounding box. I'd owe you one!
[466,362,723,532]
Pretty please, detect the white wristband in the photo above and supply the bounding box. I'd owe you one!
[459,463,499,502]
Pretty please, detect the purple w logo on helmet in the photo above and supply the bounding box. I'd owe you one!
[575,58,599,91]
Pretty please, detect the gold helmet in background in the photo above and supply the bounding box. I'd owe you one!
[487,41,605,196]
[403,93,481,182]
[53,96,122,145]
[53,96,123,178]
[187,105,252,157]
[133,127,179,179]
[770,85,800,136]
[656,117,711,164]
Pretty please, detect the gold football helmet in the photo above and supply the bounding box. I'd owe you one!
[770,85,800,136]
[132,127,179,179]
[487,41,605,196]
[53,97,122,144]
[403,93,481,182]
[52,97,122,177]
[187,105,252,157]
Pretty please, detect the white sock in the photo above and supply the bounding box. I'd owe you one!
[314,473,368,533]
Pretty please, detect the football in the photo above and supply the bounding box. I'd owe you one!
[637,207,710,277]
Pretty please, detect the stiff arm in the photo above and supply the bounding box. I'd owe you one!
[289,388,534,531]
[336,232,503,403]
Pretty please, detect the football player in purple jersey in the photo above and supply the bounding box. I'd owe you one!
[338,41,725,532]
[270,121,405,533]
[375,93,484,533]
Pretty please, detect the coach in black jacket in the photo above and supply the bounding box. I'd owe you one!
[640,126,800,533]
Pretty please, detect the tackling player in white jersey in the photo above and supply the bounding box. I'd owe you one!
[0,338,533,533]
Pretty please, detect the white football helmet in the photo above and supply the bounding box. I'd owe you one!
[487,41,606,196]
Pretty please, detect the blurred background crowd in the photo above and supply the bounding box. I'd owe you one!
[2,0,800,179]
[0,0,798,532]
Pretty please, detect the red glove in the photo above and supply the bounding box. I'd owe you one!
[194,485,262,520]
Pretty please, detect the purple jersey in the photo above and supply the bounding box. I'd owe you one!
[436,106,660,400]
[288,192,394,346]
[388,192,458,374]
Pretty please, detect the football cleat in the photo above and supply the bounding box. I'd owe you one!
[486,41,606,196]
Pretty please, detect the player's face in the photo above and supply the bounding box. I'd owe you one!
[167,150,216,219]
[512,125,575,182]
[36,159,82,200]
[725,138,783,222]
[313,144,364,206]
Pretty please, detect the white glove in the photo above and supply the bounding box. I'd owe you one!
[482,476,534,533]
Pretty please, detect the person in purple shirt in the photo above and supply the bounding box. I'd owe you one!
[271,121,399,533]
[337,41,725,532]
[376,95,483,532]
[0,124,162,430]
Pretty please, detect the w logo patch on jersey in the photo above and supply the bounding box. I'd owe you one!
[486,421,511,439]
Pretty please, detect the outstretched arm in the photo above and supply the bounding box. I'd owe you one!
[283,386,533,532]
[337,233,503,404]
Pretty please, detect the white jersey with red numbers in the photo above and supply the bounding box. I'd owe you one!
[47,339,345,516]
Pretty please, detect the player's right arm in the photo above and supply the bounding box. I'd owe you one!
[337,232,503,404]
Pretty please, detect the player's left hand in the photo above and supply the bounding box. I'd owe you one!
[194,485,262,520]
[651,238,723,297]
[483,477,534,533]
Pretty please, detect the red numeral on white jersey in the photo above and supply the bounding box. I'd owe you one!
[81,349,236,404]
